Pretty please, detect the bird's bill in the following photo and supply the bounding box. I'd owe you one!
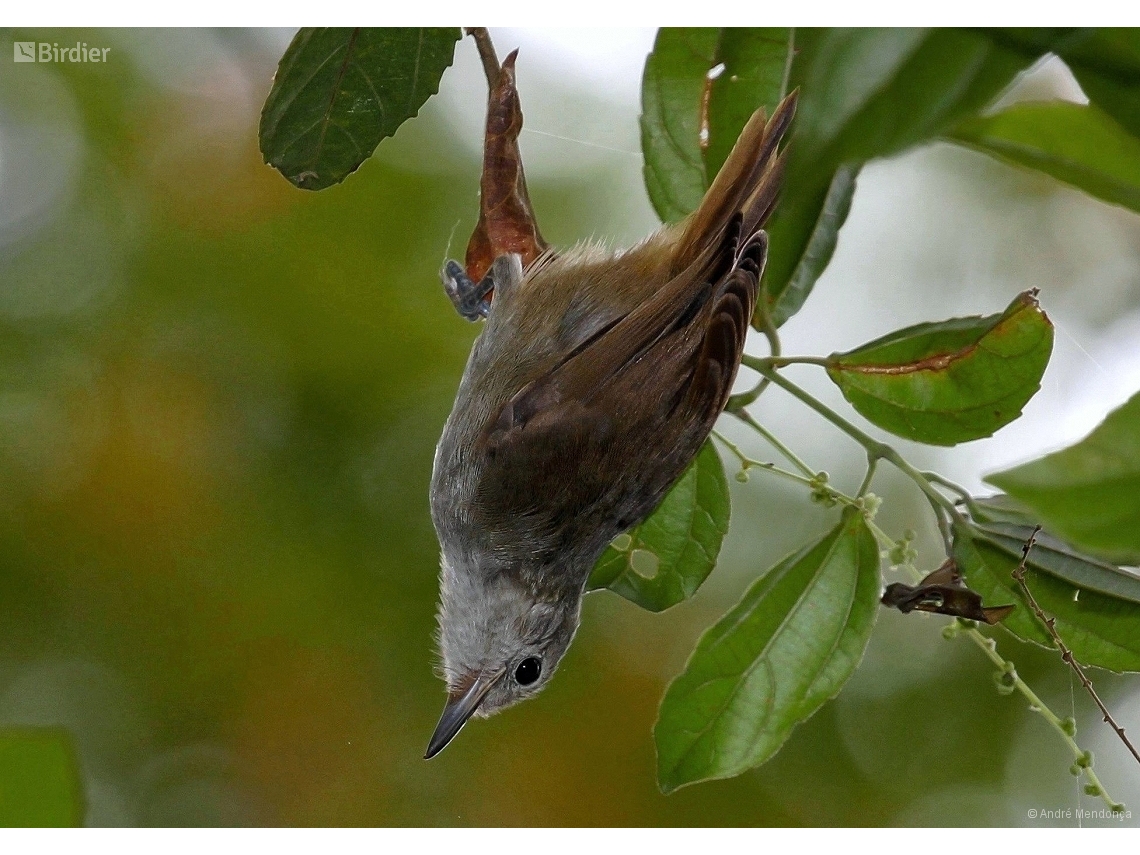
[424,671,503,759]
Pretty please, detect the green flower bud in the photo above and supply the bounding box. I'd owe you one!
[993,669,1016,695]
[810,489,837,507]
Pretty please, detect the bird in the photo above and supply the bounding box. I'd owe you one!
[424,88,797,759]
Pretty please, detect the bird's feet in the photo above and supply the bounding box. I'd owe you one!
[442,260,494,321]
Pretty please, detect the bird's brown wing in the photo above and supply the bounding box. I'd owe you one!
[671,92,795,275]
[469,93,794,540]
[484,227,761,444]
[480,94,798,458]
[472,229,764,543]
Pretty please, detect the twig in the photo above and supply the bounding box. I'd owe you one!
[464,27,501,88]
[749,364,967,526]
[921,470,973,503]
[710,430,859,510]
[712,428,897,559]
[888,555,1125,811]
[733,409,815,479]
[1012,526,1140,769]
[958,622,1124,812]
[855,455,877,498]
[925,494,953,555]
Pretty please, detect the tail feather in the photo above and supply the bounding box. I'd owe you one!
[740,149,788,243]
[672,91,797,275]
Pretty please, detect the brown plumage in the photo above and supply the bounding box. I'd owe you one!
[426,92,797,758]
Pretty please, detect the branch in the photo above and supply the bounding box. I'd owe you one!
[464,27,501,89]
[956,621,1124,812]
[890,555,1125,811]
[1012,526,1140,770]
[710,430,860,511]
[747,364,966,525]
[733,409,815,479]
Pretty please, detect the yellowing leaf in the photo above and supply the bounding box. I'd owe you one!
[826,291,1053,446]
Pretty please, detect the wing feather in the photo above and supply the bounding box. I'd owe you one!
[468,94,796,545]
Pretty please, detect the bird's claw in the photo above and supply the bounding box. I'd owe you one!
[442,260,494,321]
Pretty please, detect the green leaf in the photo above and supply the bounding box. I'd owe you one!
[765,163,859,328]
[0,728,85,827]
[640,28,720,223]
[981,28,1097,62]
[703,28,794,179]
[987,391,1140,565]
[260,27,461,190]
[640,28,795,225]
[654,509,879,792]
[763,27,1032,326]
[963,493,1038,526]
[949,102,1140,214]
[587,440,730,612]
[986,28,1140,139]
[1059,26,1140,81]
[788,29,1026,179]
[971,521,1140,606]
[640,28,1041,327]
[1067,32,1140,141]
[825,291,1054,446]
[953,526,1140,673]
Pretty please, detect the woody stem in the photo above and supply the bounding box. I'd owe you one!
[465,27,501,86]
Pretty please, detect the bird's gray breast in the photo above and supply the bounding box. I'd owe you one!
[429,280,626,584]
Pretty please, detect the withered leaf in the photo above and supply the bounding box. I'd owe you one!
[882,559,1015,625]
[464,50,550,286]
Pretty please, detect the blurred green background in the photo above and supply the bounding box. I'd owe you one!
[1,27,1139,826]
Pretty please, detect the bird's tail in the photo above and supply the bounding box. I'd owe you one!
[671,91,797,276]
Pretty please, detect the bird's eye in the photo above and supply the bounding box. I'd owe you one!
[514,657,542,686]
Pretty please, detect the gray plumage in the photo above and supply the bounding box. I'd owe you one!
[425,93,797,758]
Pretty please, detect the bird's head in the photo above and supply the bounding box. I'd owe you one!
[425,555,583,758]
